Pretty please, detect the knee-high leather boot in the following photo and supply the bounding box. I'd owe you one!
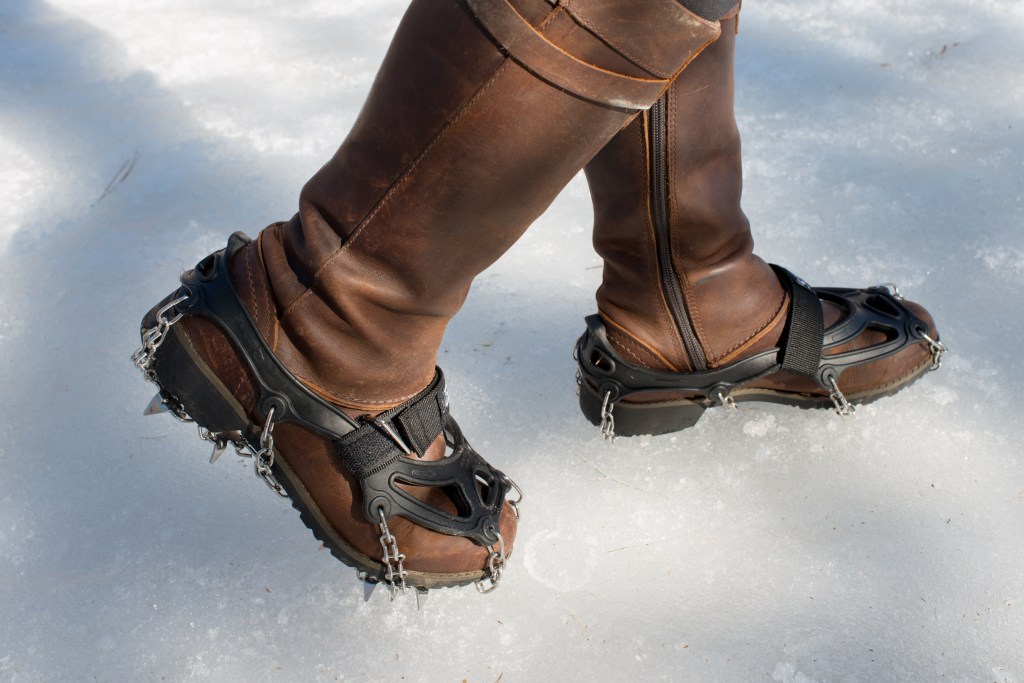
[136,0,723,592]
[577,10,945,438]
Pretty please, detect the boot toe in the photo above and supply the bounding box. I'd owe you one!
[394,501,517,576]
[835,296,939,398]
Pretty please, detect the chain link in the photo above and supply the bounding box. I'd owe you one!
[827,375,855,417]
[196,410,288,497]
[135,291,289,497]
[600,390,616,441]
[504,476,523,520]
[875,282,904,301]
[716,389,737,411]
[376,508,409,600]
[248,408,287,497]
[475,530,506,594]
[919,331,947,370]
[131,294,189,374]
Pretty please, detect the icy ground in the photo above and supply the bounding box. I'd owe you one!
[1,0,1023,680]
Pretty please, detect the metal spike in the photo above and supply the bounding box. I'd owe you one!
[209,442,227,464]
[416,587,429,611]
[143,393,169,416]
[361,577,378,602]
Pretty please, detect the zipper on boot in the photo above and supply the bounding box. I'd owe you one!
[649,94,707,371]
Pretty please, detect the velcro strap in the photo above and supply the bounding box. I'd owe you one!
[390,375,448,456]
[772,265,825,380]
[334,426,403,480]
[335,370,449,479]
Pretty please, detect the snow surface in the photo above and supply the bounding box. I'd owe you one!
[2,0,1023,680]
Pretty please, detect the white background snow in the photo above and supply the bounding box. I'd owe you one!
[1,0,1023,680]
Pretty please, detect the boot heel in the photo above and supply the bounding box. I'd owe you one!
[578,381,706,437]
[150,322,250,434]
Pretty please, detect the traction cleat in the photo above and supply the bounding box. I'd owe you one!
[576,266,944,438]
[133,234,519,594]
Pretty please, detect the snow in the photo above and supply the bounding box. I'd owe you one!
[1,0,1023,680]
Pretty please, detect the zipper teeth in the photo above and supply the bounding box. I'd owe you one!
[650,96,707,371]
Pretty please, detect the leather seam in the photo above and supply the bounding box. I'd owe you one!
[245,242,261,334]
[600,311,681,372]
[560,1,664,78]
[255,231,280,352]
[713,290,790,366]
[538,3,561,31]
[295,370,425,410]
[667,34,719,82]
[278,58,512,323]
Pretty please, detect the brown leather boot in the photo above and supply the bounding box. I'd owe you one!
[134,0,724,593]
[576,10,946,438]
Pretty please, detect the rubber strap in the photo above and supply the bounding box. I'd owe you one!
[178,232,358,439]
[337,397,509,545]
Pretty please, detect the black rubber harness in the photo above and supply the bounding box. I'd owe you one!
[159,232,508,546]
[577,264,934,406]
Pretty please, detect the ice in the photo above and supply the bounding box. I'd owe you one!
[2,0,1023,680]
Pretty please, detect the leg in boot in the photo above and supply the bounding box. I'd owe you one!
[577,10,946,438]
[135,0,724,591]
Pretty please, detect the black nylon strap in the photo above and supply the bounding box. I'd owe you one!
[335,426,401,480]
[771,265,825,381]
[391,378,447,457]
[335,371,449,479]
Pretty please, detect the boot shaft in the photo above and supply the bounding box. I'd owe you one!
[588,11,788,373]
[245,0,723,408]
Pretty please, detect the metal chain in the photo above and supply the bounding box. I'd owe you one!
[249,408,287,497]
[504,476,523,520]
[475,530,506,594]
[600,390,616,441]
[716,389,737,411]
[827,375,855,417]
[134,293,288,497]
[376,508,408,600]
[875,282,904,301]
[196,410,288,497]
[919,331,947,370]
[131,294,189,375]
